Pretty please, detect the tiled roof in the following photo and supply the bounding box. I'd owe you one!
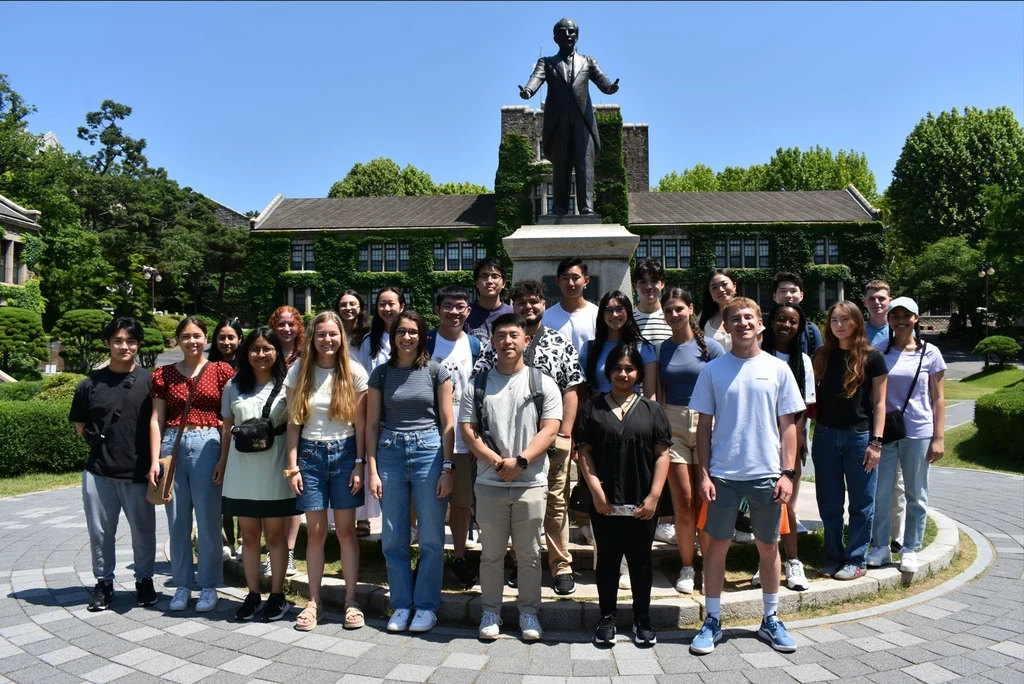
[255,194,496,231]
[629,188,877,225]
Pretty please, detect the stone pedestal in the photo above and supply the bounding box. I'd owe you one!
[502,223,639,298]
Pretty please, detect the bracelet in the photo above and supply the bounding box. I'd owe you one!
[868,441,882,449]
[441,468,453,475]
[557,432,571,439]
[283,467,300,479]
[442,460,455,470]
[354,458,366,465]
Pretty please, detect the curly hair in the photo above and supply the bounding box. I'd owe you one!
[268,306,305,354]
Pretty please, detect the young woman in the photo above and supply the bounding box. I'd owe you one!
[149,316,235,612]
[208,318,244,368]
[580,290,658,399]
[657,288,725,594]
[284,311,368,631]
[336,289,371,350]
[213,328,296,622]
[269,306,304,370]
[698,269,737,352]
[366,311,454,634]
[757,302,816,591]
[811,300,888,581]
[868,298,945,574]
[575,343,671,646]
[354,288,405,535]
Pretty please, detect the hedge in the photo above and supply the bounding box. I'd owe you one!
[0,398,88,477]
[974,384,1024,460]
[0,381,43,401]
[37,373,86,402]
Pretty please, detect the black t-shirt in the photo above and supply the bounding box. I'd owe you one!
[573,395,672,507]
[815,348,888,431]
[69,367,153,482]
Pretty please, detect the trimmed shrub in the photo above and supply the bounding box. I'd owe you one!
[152,314,181,344]
[975,385,1024,460]
[52,309,112,373]
[139,328,165,369]
[974,335,1022,367]
[0,380,43,401]
[36,373,87,402]
[0,399,88,477]
[0,307,47,374]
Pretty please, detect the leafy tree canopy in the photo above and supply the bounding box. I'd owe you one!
[899,236,985,333]
[0,307,47,372]
[52,309,112,373]
[328,157,490,197]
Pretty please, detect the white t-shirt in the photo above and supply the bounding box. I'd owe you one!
[689,351,805,480]
[432,332,474,454]
[543,301,599,353]
[874,341,947,440]
[634,308,672,343]
[774,351,817,406]
[357,332,390,374]
[704,319,732,353]
[284,361,369,441]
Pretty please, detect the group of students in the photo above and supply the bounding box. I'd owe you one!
[69,255,945,653]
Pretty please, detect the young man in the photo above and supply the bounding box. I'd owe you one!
[542,257,599,353]
[632,258,673,343]
[772,272,824,356]
[69,317,158,611]
[465,257,513,342]
[688,298,805,655]
[428,285,484,588]
[862,279,906,553]
[460,314,562,641]
[472,280,584,595]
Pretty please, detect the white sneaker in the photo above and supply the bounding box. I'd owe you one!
[409,609,437,633]
[578,523,594,546]
[519,612,543,641]
[196,588,218,613]
[866,545,892,568]
[234,545,243,562]
[654,522,677,544]
[786,559,809,591]
[479,611,502,640]
[795,520,810,535]
[286,549,298,577]
[675,566,695,594]
[733,530,754,544]
[618,574,631,590]
[169,586,190,611]
[222,545,232,562]
[752,568,761,588]
[261,557,271,576]
[899,548,919,573]
[387,608,412,632]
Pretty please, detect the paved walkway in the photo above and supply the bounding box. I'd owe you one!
[0,466,1021,684]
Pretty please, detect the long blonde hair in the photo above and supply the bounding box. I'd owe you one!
[289,311,358,425]
[813,300,873,399]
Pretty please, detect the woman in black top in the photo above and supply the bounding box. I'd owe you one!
[575,343,671,647]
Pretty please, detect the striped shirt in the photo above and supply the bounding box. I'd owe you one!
[634,308,673,343]
[368,363,451,432]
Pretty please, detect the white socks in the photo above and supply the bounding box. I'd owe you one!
[763,593,779,618]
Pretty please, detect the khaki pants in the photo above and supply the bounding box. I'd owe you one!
[545,439,573,576]
[475,483,546,615]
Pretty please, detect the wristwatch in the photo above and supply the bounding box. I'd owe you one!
[781,469,797,481]
[283,467,300,478]
[870,435,883,445]
[515,455,529,470]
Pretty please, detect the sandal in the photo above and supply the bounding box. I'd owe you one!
[344,601,365,630]
[294,602,318,632]
[356,520,371,538]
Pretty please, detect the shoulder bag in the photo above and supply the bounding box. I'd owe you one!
[147,362,210,505]
[881,342,926,445]
[231,382,286,452]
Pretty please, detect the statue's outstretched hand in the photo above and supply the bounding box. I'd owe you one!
[606,78,620,95]
[518,85,532,100]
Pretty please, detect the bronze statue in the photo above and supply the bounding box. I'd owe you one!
[519,18,619,216]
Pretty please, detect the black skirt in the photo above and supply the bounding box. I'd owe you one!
[222,497,299,519]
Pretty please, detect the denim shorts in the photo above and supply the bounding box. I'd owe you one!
[296,436,365,512]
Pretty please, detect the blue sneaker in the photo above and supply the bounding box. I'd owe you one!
[689,616,722,654]
[758,614,796,653]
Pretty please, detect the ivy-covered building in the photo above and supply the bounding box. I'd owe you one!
[246,105,883,323]
[0,193,41,308]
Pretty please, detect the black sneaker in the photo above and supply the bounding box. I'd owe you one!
[452,557,478,588]
[135,577,158,607]
[633,613,657,645]
[553,573,576,596]
[594,613,616,645]
[235,591,262,621]
[87,582,113,612]
[261,592,291,622]
[507,566,518,589]
[890,539,902,555]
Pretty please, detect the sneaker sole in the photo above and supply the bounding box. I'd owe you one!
[261,606,290,623]
[788,581,809,591]
[689,632,721,655]
[195,603,218,613]
[408,622,436,633]
[675,585,694,594]
[553,583,577,596]
[593,633,616,645]
[478,630,499,641]
[632,627,657,645]
[521,632,542,641]
[757,627,796,653]
[235,609,260,621]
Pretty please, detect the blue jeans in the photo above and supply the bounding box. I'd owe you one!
[163,427,222,589]
[376,427,446,612]
[296,436,364,512]
[811,425,877,567]
[874,438,930,551]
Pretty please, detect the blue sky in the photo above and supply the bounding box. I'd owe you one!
[3,1,1022,214]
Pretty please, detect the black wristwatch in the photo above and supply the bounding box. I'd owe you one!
[781,469,797,481]
[515,455,529,470]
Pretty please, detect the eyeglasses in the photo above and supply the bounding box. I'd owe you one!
[249,347,276,356]
[441,304,468,313]
[477,273,503,281]
[604,306,627,316]
[395,328,420,338]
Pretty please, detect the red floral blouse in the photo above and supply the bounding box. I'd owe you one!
[150,361,235,427]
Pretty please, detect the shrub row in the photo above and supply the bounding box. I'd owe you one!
[0,381,44,402]
[0,398,88,478]
[974,383,1024,461]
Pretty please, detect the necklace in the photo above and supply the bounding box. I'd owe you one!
[609,391,637,416]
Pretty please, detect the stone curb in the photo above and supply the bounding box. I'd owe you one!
[220,508,968,632]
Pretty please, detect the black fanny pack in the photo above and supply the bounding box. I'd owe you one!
[231,382,286,453]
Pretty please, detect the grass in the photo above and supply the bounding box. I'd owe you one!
[940,423,1024,474]
[0,471,81,498]
[944,366,1024,400]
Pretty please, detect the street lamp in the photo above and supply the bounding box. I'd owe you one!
[977,263,995,338]
[141,266,162,315]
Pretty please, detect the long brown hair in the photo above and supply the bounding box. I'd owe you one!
[813,300,873,399]
[661,287,709,360]
[289,311,358,425]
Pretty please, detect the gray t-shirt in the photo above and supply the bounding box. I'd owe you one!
[457,366,562,488]
[369,362,451,432]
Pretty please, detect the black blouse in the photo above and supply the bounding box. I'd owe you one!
[573,395,672,507]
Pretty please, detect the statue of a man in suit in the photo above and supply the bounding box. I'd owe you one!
[519,18,619,216]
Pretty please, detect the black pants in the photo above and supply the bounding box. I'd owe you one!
[592,512,658,616]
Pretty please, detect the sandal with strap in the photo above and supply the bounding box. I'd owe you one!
[356,520,371,538]
[344,601,365,630]
[294,602,318,632]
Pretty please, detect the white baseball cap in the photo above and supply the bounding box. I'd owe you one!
[888,297,919,315]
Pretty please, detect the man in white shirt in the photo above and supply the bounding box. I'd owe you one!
[542,257,599,354]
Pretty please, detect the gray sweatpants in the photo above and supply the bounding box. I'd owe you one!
[82,470,156,583]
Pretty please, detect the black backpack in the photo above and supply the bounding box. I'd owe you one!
[472,366,545,452]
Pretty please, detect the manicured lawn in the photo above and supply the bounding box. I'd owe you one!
[0,472,81,499]
[940,423,1024,474]
[944,367,1024,400]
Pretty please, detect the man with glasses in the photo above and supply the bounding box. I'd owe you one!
[465,257,512,342]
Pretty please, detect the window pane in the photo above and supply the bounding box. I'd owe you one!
[291,244,302,271]
[650,239,663,260]
[293,288,305,313]
[714,239,726,268]
[535,184,542,198]
[305,244,315,271]
[433,243,444,271]
[828,238,840,264]
[825,281,839,306]
[447,242,459,271]
[729,239,742,268]
[743,239,756,268]
[568,198,575,215]
[370,243,383,272]
[546,197,553,214]
[384,243,397,272]
[758,238,770,268]
[636,239,647,260]
[547,183,553,196]
[358,246,369,272]
[664,240,677,269]
[476,243,487,261]
[460,242,473,271]
[399,244,410,271]
[681,239,692,269]
[814,238,826,265]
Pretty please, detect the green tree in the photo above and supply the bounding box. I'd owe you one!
[0,73,39,183]
[0,307,47,373]
[716,164,767,191]
[327,158,488,198]
[654,164,719,192]
[974,336,1021,369]
[901,236,985,334]
[983,180,1024,321]
[52,309,112,373]
[76,100,148,177]
[138,327,165,369]
[888,106,1024,249]
[435,180,491,194]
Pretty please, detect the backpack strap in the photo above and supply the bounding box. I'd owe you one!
[473,369,499,452]
[426,329,437,357]
[468,334,482,365]
[528,367,545,430]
